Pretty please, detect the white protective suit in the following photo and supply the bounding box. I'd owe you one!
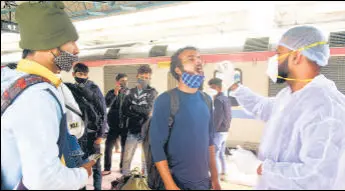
[233,74,345,190]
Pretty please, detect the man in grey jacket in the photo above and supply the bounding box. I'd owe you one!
[208,78,232,181]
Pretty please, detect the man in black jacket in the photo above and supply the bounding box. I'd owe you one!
[72,63,107,190]
[121,65,158,176]
[102,73,130,176]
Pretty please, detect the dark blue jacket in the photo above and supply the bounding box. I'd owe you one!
[213,92,232,132]
[82,80,107,138]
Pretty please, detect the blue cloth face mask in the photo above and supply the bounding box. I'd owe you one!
[181,72,205,89]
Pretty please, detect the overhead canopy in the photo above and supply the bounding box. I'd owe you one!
[1,1,345,56]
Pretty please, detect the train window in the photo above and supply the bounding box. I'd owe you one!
[234,69,243,84]
[214,69,242,107]
[229,69,242,107]
[213,68,243,85]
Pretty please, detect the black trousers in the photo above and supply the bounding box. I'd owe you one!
[104,128,128,171]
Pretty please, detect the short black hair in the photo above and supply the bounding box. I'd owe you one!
[116,73,128,81]
[208,78,223,88]
[137,65,152,75]
[22,49,35,59]
[73,63,89,73]
[170,46,198,80]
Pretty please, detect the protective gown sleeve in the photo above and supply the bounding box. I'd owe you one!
[232,85,275,122]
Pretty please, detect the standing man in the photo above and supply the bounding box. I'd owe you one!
[1,2,94,190]
[208,78,232,182]
[72,63,107,190]
[121,65,158,176]
[229,26,345,190]
[103,73,130,176]
[149,47,221,190]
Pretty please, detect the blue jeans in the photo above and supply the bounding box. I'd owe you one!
[122,133,146,176]
[214,132,228,175]
[79,133,102,190]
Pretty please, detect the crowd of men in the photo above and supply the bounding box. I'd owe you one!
[1,1,344,190]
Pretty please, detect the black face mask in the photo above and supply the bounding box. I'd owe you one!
[120,82,128,89]
[75,77,88,84]
[277,56,289,84]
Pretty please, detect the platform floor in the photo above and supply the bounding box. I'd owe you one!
[86,143,254,190]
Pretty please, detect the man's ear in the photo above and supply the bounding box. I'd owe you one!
[175,67,182,76]
[72,72,76,77]
[49,48,60,57]
[292,51,303,65]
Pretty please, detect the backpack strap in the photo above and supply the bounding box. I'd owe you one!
[199,91,212,111]
[167,88,179,128]
[44,88,65,159]
[1,75,50,116]
[65,104,83,118]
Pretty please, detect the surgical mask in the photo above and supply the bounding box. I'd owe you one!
[266,55,279,83]
[181,72,205,89]
[266,55,290,84]
[266,54,312,84]
[75,77,88,84]
[138,79,149,89]
[208,89,218,97]
[53,50,78,72]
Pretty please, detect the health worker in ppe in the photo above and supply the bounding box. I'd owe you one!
[228,26,345,190]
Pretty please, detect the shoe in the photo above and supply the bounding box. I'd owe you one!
[102,171,111,176]
[115,149,121,153]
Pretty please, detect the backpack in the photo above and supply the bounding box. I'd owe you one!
[1,74,86,190]
[64,83,101,132]
[141,88,212,190]
[59,83,85,139]
[111,168,151,190]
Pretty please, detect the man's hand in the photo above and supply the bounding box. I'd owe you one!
[81,160,96,177]
[229,83,239,92]
[155,161,180,190]
[257,164,263,175]
[94,138,102,145]
[166,185,181,190]
[212,179,221,190]
[114,83,121,96]
[209,146,220,189]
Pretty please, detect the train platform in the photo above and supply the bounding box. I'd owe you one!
[86,142,254,190]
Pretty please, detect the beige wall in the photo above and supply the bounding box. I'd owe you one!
[60,70,75,83]
[233,61,269,96]
[227,119,265,149]
[88,66,105,93]
[150,64,169,95]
